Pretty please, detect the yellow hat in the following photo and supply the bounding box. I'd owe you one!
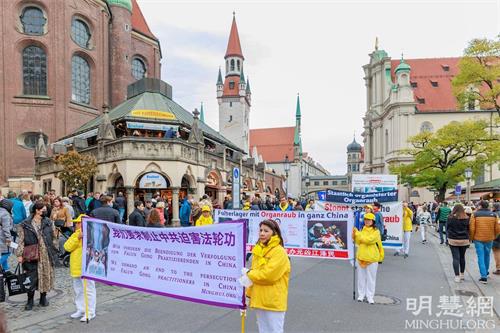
[364,213,375,220]
[72,214,88,223]
[202,205,211,212]
[364,204,373,210]
[244,202,250,206]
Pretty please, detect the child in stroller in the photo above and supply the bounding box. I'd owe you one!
[55,217,78,267]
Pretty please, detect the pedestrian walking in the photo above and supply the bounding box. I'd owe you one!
[90,196,121,224]
[242,219,290,333]
[395,202,413,257]
[469,200,500,284]
[446,204,470,283]
[146,209,163,228]
[0,199,13,271]
[437,202,451,244]
[64,214,96,321]
[179,198,191,227]
[115,192,126,223]
[16,201,58,311]
[128,201,147,227]
[492,203,500,275]
[417,206,431,243]
[155,201,166,226]
[195,206,213,226]
[353,213,384,304]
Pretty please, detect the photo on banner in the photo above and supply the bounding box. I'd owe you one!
[81,217,246,309]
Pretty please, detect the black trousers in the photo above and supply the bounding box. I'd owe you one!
[449,245,468,276]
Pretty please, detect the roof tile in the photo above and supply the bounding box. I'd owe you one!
[131,0,157,40]
[249,127,295,163]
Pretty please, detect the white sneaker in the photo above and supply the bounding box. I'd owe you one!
[70,311,83,319]
[367,299,375,304]
[80,314,96,322]
[454,276,461,283]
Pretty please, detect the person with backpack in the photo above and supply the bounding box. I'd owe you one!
[353,213,384,304]
[437,202,451,245]
[417,206,431,244]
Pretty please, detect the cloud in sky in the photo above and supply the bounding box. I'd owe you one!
[138,0,499,174]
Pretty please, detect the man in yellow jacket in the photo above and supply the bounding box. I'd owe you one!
[395,202,413,258]
[353,213,384,304]
[64,214,96,322]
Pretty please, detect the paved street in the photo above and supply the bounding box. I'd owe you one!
[4,226,499,333]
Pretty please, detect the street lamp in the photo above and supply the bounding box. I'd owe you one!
[305,175,310,199]
[464,168,473,204]
[284,154,290,197]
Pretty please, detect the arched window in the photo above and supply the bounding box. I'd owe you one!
[420,121,433,133]
[20,7,46,35]
[23,46,47,96]
[237,60,240,71]
[226,60,229,73]
[71,55,90,104]
[131,57,146,80]
[230,59,235,71]
[71,18,91,49]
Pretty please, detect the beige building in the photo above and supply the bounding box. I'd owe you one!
[361,45,499,202]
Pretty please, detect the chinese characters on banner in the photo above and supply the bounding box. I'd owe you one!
[214,209,354,260]
[81,217,246,309]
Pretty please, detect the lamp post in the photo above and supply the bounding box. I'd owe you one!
[305,175,310,199]
[284,154,290,198]
[464,168,472,204]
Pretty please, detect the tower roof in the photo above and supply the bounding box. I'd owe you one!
[296,94,301,118]
[200,102,205,123]
[395,55,411,73]
[240,70,246,84]
[225,14,244,59]
[246,77,251,94]
[106,0,132,12]
[217,67,223,85]
[347,137,362,152]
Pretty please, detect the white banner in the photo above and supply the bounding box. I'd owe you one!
[315,201,403,249]
[81,218,246,309]
[214,210,354,260]
[351,174,398,193]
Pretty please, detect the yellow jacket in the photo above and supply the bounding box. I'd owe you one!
[403,207,413,232]
[247,236,291,312]
[354,226,384,263]
[64,229,83,278]
[195,215,213,226]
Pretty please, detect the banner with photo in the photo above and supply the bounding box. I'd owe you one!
[324,189,399,204]
[351,174,398,193]
[214,210,354,260]
[81,217,246,309]
[315,201,403,248]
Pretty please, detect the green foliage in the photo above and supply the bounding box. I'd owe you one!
[452,37,500,116]
[54,150,98,192]
[390,119,500,200]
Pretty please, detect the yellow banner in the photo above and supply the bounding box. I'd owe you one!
[131,109,176,120]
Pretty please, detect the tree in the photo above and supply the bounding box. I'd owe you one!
[54,150,98,193]
[452,37,500,117]
[390,119,500,201]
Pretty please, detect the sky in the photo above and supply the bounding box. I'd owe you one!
[138,0,499,175]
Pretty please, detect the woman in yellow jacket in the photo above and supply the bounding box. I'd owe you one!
[64,214,96,322]
[396,201,414,258]
[353,213,384,304]
[195,205,213,226]
[243,219,290,333]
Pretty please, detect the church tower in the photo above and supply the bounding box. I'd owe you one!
[293,94,302,162]
[217,14,251,154]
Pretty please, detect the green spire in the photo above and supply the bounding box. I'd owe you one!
[294,94,301,147]
[240,70,246,84]
[246,77,251,94]
[295,93,301,118]
[217,67,223,85]
[395,53,411,73]
[200,102,205,123]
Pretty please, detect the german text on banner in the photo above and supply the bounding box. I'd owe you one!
[324,189,399,204]
[214,210,354,260]
[81,217,246,309]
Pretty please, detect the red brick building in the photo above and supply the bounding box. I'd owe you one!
[0,0,161,190]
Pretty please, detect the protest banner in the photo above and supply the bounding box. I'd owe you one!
[324,189,398,204]
[315,201,403,249]
[81,217,246,309]
[352,174,398,193]
[214,210,354,260]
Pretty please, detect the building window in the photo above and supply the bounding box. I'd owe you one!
[21,7,46,35]
[430,80,438,87]
[385,129,389,153]
[305,182,310,186]
[467,98,475,111]
[420,121,433,133]
[71,55,90,104]
[23,46,47,96]
[43,179,52,194]
[314,181,319,186]
[132,57,146,80]
[229,102,232,107]
[332,181,338,185]
[341,181,347,185]
[229,115,232,122]
[71,18,91,48]
[229,81,235,89]
[17,131,48,150]
[237,60,240,71]
[230,59,235,71]
[410,81,417,88]
[441,65,450,72]
[417,97,425,104]
[323,181,328,185]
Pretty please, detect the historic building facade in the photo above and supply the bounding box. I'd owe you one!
[0,0,161,191]
[361,43,499,201]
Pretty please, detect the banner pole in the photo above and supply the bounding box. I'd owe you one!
[240,309,246,333]
[83,278,89,323]
[353,240,356,301]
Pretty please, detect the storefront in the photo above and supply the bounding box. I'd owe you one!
[135,172,171,202]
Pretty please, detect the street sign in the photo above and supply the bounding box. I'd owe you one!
[454,185,462,196]
[232,167,241,209]
[318,191,326,201]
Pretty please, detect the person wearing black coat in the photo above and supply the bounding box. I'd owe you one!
[446,204,470,282]
[128,201,147,227]
[90,196,121,224]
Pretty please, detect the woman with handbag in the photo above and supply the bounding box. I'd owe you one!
[15,201,58,310]
[51,197,72,255]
